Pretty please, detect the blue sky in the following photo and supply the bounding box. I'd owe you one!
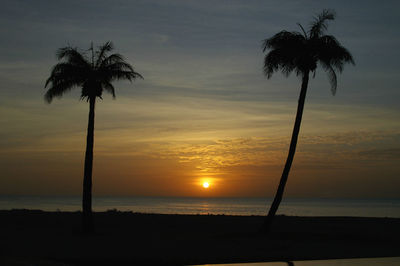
[0,0,399,197]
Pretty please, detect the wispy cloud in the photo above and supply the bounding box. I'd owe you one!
[1,0,400,196]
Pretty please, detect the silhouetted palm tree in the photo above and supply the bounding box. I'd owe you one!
[262,10,354,231]
[45,42,143,233]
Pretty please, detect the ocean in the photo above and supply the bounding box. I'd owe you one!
[1,196,399,217]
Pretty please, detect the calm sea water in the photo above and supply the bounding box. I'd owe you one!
[0,196,399,217]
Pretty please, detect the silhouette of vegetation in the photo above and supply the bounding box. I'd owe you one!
[262,9,354,232]
[44,42,143,233]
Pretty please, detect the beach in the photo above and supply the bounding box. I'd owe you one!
[0,210,399,265]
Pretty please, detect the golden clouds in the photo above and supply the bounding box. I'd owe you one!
[0,94,399,197]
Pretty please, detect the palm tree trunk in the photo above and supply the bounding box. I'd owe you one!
[82,96,96,233]
[263,71,310,232]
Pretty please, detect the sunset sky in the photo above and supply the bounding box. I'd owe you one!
[0,0,399,198]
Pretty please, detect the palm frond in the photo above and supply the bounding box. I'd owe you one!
[45,63,87,87]
[45,61,89,103]
[316,35,355,73]
[103,61,134,72]
[297,23,308,38]
[99,53,125,68]
[56,47,90,67]
[103,82,116,98]
[262,31,305,51]
[100,61,143,81]
[263,31,308,78]
[95,41,114,68]
[309,9,335,38]
[44,79,80,103]
[98,53,143,81]
[317,35,354,95]
[109,70,143,82]
[264,48,296,78]
[320,62,338,95]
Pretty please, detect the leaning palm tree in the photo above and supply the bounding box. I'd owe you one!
[262,10,354,231]
[45,42,143,233]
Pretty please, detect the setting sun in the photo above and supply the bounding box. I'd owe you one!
[203,182,210,189]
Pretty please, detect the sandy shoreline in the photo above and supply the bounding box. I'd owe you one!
[0,210,399,265]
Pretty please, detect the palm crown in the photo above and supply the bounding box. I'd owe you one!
[262,9,354,94]
[45,41,143,102]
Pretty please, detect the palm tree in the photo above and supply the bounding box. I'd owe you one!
[45,42,143,233]
[262,10,354,231]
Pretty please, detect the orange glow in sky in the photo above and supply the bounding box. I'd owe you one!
[1,1,400,199]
